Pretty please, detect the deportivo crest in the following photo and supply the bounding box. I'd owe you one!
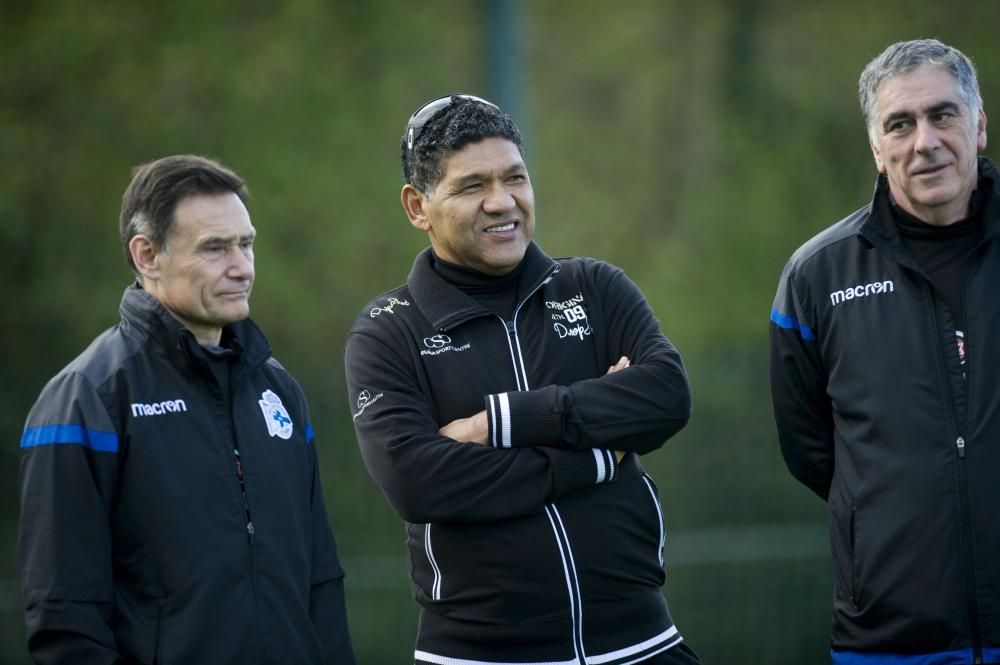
[259,389,293,440]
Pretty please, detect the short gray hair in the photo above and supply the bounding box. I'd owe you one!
[859,39,982,142]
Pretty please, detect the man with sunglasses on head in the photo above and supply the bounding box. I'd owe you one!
[345,95,699,664]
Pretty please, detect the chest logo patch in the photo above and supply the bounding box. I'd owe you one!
[259,389,293,440]
[546,293,592,341]
[829,279,894,306]
[420,333,471,356]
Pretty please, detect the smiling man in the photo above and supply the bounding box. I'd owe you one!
[346,96,697,664]
[770,40,1000,664]
[18,155,355,664]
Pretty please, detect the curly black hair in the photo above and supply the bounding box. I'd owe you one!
[401,96,523,193]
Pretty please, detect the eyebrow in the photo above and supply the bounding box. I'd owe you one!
[451,164,527,188]
[199,231,256,247]
[882,101,961,130]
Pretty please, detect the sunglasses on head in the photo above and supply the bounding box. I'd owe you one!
[404,94,499,154]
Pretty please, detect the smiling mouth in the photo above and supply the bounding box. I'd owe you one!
[484,222,518,233]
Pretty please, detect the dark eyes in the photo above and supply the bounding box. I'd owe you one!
[204,241,253,253]
[888,112,956,133]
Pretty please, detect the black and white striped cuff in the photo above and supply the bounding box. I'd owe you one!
[486,393,512,448]
[593,449,618,483]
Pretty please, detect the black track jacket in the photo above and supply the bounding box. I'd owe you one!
[345,242,692,664]
[770,158,1000,664]
[18,285,354,665]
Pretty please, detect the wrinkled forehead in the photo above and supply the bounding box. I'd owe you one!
[172,192,253,240]
[874,65,965,116]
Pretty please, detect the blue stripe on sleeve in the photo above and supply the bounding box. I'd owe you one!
[20,425,119,453]
[831,648,974,665]
[770,308,816,341]
[305,424,314,444]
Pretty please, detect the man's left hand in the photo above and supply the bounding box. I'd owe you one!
[439,410,489,445]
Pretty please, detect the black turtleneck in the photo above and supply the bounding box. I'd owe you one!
[184,327,243,428]
[892,190,984,329]
[430,252,526,321]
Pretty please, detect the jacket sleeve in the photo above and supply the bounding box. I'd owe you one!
[345,330,619,525]
[303,413,356,665]
[18,372,123,664]
[769,260,834,500]
[483,262,691,454]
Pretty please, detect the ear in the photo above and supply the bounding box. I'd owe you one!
[129,235,161,282]
[869,135,886,174]
[401,184,431,231]
[977,109,988,152]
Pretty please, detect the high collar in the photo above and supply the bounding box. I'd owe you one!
[406,241,559,331]
[119,283,272,371]
[861,156,1000,254]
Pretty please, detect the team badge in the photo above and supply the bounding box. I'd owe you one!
[259,389,293,440]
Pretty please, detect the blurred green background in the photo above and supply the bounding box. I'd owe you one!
[2,1,998,663]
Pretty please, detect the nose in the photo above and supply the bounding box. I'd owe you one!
[227,246,254,282]
[913,119,942,155]
[482,181,516,214]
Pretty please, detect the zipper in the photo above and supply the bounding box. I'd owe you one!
[927,282,982,662]
[957,256,983,663]
[227,385,265,661]
[233,449,255,542]
[494,264,560,391]
[497,263,589,661]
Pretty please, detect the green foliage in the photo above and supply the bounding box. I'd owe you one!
[3,0,1000,662]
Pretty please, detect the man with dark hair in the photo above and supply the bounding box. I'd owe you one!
[346,95,699,664]
[771,39,1000,664]
[18,154,355,664]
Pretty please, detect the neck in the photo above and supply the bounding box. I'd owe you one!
[893,185,976,227]
[191,327,223,347]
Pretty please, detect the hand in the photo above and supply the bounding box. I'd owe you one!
[439,410,489,445]
[607,355,630,374]
[609,358,629,464]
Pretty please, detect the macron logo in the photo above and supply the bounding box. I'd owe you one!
[131,399,188,417]
[830,280,894,307]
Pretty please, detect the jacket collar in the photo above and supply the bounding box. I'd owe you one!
[119,283,272,371]
[860,155,1000,259]
[406,241,558,331]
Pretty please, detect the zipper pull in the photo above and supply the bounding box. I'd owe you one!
[246,521,255,543]
[956,436,966,458]
[505,320,515,335]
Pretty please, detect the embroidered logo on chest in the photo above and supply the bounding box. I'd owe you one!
[259,389,293,439]
[545,293,593,341]
[829,280,894,307]
[420,334,471,356]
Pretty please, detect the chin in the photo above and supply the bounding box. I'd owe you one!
[218,306,251,325]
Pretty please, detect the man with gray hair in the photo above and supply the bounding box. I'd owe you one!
[18,155,355,664]
[770,39,999,664]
